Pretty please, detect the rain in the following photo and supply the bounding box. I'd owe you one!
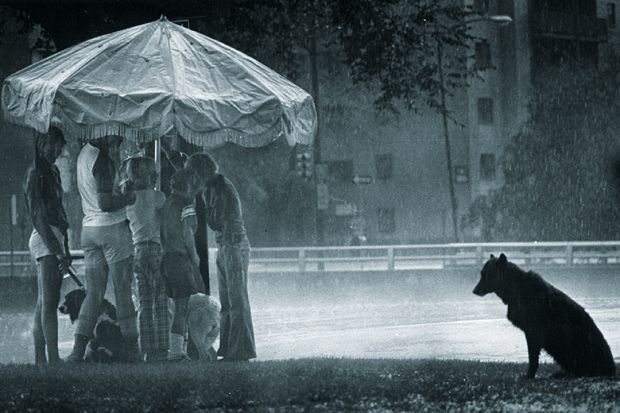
[0,0,619,411]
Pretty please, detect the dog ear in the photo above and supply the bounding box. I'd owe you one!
[498,253,507,269]
[490,254,495,259]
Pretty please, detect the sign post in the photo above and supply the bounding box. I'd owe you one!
[317,183,329,210]
[9,195,16,277]
[352,175,373,185]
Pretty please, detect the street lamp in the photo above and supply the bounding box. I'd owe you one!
[435,15,512,242]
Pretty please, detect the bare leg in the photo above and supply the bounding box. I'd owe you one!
[171,297,189,335]
[110,256,140,361]
[69,250,108,363]
[33,262,46,365]
[39,256,62,363]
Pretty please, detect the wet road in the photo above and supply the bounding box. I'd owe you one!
[1,295,619,364]
[253,297,620,362]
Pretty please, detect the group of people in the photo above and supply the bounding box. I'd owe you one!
[24,128,256,364]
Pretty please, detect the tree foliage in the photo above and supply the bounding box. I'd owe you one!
[2,0,479,246]
[463,57,620,241]
[208,0,476,112]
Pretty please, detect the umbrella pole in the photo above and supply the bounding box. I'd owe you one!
[154,138,161,191]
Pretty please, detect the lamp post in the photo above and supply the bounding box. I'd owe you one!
[435,14,512,242]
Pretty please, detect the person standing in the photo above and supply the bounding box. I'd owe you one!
[66,135,139,363]
[124,156,168,362]
[185,153,256,361]
[160,168,201,361]
[24,127,71,365]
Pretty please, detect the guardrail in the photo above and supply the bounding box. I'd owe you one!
[3,241,620,277]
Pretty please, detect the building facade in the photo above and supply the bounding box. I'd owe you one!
[2,1,618,249]
[317,0,620,245]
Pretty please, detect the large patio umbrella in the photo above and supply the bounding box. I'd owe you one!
[2,17,316,295]
[1,16,316,148]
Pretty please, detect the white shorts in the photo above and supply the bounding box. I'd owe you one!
[28,226,65,261]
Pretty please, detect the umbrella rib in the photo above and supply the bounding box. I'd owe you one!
[162,21,178,109]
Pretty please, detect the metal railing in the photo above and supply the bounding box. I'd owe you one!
[3,241,620,277]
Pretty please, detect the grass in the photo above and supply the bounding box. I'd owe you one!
[0,359,618,412]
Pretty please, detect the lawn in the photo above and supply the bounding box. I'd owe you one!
[0,359,618,412]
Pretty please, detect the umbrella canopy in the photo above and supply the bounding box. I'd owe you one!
[2,16,316,148]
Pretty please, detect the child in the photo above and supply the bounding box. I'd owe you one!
[24,128,71,365]
[124,156,168,362]
[161,168,202,361]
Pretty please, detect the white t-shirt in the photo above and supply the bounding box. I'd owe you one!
[77,143,127,227]
[126,189,166,245]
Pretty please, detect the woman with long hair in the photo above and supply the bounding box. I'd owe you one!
[24,127,71,364]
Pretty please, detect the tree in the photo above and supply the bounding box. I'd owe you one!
[209,0,476,112]
[2,0,479,246]
[463,57,620,241]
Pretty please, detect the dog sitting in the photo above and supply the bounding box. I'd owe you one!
[187,293,221,361]
[473,253,616,378]
[59,288,131,363]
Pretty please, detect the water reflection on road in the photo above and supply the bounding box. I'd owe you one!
[1,293,618,364]
[253,297,620,362]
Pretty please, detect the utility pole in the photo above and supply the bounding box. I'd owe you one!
[435,23,460,242]
[309,33,324,246]
[434,15,512,242]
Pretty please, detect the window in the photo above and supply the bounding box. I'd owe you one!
[608,3,616,29]
[377,208,396,234]
[375,153,393,181]
[474,0,489,14]
[477,98,494,125]
[327,160,354,183]
[480,153,496,181]
[475,41,491,69]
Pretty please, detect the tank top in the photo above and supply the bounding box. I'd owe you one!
[77,143,126,227]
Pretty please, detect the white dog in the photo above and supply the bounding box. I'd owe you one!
[188,293,221,361]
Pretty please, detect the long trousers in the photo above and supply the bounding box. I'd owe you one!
[216,237,256,360]
[134,242,169,353]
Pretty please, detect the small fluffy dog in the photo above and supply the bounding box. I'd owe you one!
[187,293,221,361]
[59,288,131,363]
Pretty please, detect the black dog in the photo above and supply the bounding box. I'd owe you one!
[473,253,616,378]
[59,288,130,363]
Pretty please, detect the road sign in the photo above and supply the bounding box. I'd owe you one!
[352,175,373,185]
[455,166,468,183]
[317,183,329,210]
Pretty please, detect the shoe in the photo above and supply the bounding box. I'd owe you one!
[65,351,84,364]
[217,357,250,362]
[145,350,169,363]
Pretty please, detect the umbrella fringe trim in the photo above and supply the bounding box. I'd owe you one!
[53,116,314,148]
